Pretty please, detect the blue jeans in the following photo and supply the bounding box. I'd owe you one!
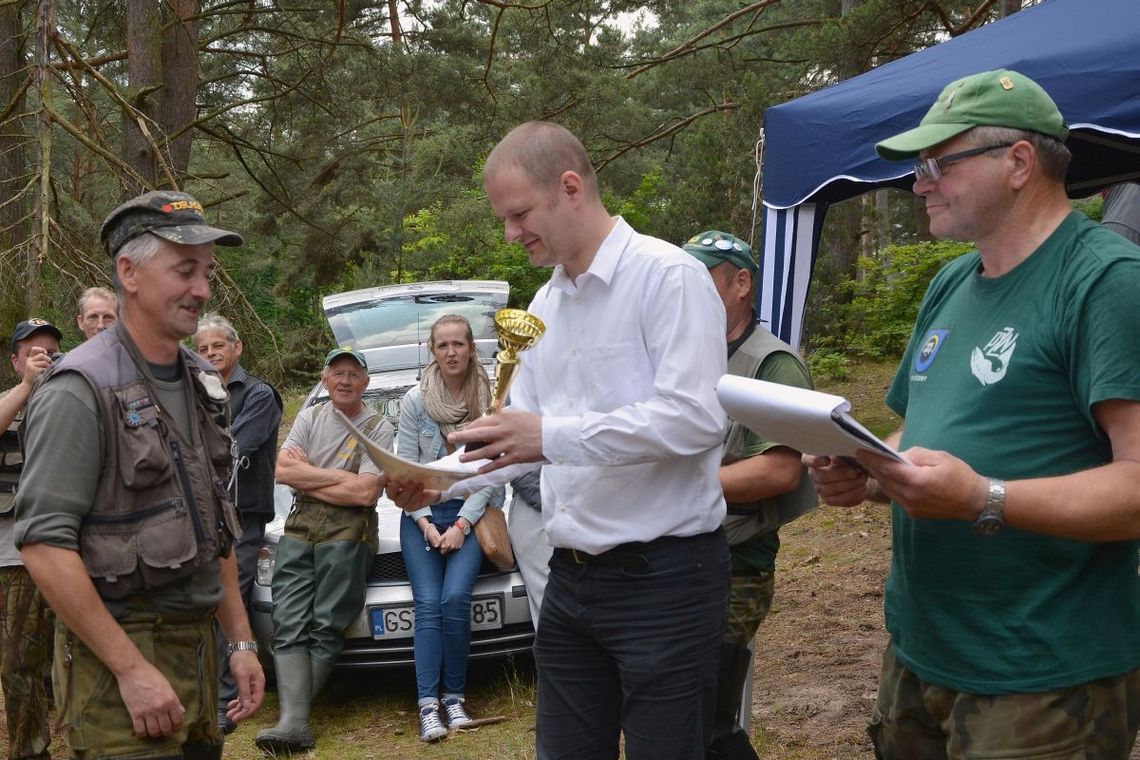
[535,529,730,760]
[400,499,484,701]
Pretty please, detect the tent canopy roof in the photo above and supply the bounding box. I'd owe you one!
[762,0,1140,210]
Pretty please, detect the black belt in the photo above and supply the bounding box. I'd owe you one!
[552,534,697,572]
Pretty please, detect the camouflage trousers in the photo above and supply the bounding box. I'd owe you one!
[870,641,1140,759]
[0,565,52,760]
[53,612,223,759]
[724,571,776,648]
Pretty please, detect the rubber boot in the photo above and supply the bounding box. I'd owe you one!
[707,641,760,760]
[311,656,335,699]
[255,651,315,754]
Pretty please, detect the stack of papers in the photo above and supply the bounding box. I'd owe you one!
[715,375,907,463]
[334,409,490,490]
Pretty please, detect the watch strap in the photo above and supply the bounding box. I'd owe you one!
[227,640,259,656]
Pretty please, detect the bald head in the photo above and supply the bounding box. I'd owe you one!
[485,121,599,197]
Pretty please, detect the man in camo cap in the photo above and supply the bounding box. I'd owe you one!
[15,190,264,759]
[683,231,816,760]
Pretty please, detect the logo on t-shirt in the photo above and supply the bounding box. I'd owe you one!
[914,329,949,373]
[970,327,1019,385]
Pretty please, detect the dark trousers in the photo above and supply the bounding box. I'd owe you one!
[217,511,269,707]
[535,529,730,760]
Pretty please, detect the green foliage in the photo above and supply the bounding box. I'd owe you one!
[806,348,851,382]
[809,240,971,360]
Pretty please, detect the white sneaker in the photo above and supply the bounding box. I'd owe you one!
[443,697,474,729]
[419,703,448,742]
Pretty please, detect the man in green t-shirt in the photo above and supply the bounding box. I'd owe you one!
[806,70,1140,758]
[683,231,817,760]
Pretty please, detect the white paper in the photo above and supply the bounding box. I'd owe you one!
[715,375,908,463]
[333,408,494,490]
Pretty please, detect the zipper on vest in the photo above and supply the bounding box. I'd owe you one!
[170,440,208,549]
[85,497,183,524]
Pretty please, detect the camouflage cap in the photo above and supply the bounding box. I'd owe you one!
[99,190,244,258]
[682,230,757,274]
[11,317,62,353]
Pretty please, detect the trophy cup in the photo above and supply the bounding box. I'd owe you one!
[486,308,546,414]
[463,308,546,453]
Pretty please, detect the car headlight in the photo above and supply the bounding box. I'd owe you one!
[255,544,276,587]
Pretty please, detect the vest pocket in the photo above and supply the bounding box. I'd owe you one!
[116,419,171,490]
[80,498,198,596]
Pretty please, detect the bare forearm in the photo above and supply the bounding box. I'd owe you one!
[277,460,355,492]
[20,544,146,676]
[214,553,253,643]
[303,473,381,507]
[1003,461,1140,541]
[720,448,803,503]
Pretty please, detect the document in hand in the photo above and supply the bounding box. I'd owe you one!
[715,375,908,463]
[333,408,493,490]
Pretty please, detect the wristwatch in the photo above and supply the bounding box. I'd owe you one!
[974,478,1006,536]
[456,518,471,536]
[227,640,259,656]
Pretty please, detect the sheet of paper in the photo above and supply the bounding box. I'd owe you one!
[715,375,908,463]
[333,408,494,490]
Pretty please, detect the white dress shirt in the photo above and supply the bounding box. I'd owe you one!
[507,217,728,554]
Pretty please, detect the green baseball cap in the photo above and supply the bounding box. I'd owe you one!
[323,345,367,370]
[876,69,1068,161]
[682,231,757,274]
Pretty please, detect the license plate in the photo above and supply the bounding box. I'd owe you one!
[370,595,503,639]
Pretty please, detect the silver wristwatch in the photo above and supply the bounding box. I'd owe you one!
[227,640,259,656]
[456,518,471,536]
[974,478,1006,536]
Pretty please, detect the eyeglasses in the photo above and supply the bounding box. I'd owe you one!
[913,143,1013,181]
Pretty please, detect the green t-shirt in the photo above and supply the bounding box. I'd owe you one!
[885,212,1140,694]
[14,369,224,617]
[730,348,813,576]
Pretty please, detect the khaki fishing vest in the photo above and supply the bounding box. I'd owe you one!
[39,325,240,599]
[723,325,819,546]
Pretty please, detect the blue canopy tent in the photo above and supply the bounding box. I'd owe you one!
[758,0,1140,348]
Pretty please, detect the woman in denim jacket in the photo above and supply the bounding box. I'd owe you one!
[397,314,504,742]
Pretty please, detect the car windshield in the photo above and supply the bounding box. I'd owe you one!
[326,292,502,351]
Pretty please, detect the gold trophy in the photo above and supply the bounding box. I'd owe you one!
[464,308,546,454]
[486,308,546,414]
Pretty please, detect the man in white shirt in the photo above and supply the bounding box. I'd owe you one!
[394,121,731,760]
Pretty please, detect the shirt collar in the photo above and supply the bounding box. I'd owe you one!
[227,363,249,390]
[549,216,632,294]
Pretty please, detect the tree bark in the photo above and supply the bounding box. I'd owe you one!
[160,0,199,184]
[0,0,30,321]
[123,0,161,192]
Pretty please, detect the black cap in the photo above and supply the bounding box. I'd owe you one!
[11,318,62,353]
[99,190,244,258]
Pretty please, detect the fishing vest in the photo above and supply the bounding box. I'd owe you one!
[722,324,819,546]
[39,325,240,599]
[227,371,282,517]
[0,414,22,515]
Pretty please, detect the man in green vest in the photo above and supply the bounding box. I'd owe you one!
[682,231,817,760]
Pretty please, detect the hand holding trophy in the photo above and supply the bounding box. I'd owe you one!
[461,308,545,454]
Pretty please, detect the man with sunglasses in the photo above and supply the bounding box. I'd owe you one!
[806,69,1140,758]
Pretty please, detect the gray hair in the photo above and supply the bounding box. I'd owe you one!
[969,125,1072,182]
[195,312,239,344]
[77,286,117,315]
[112,233,165,296]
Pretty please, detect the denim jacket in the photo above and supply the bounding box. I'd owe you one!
[397,384,503,525]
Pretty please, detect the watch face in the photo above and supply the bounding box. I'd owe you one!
[975,515,1003,536]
